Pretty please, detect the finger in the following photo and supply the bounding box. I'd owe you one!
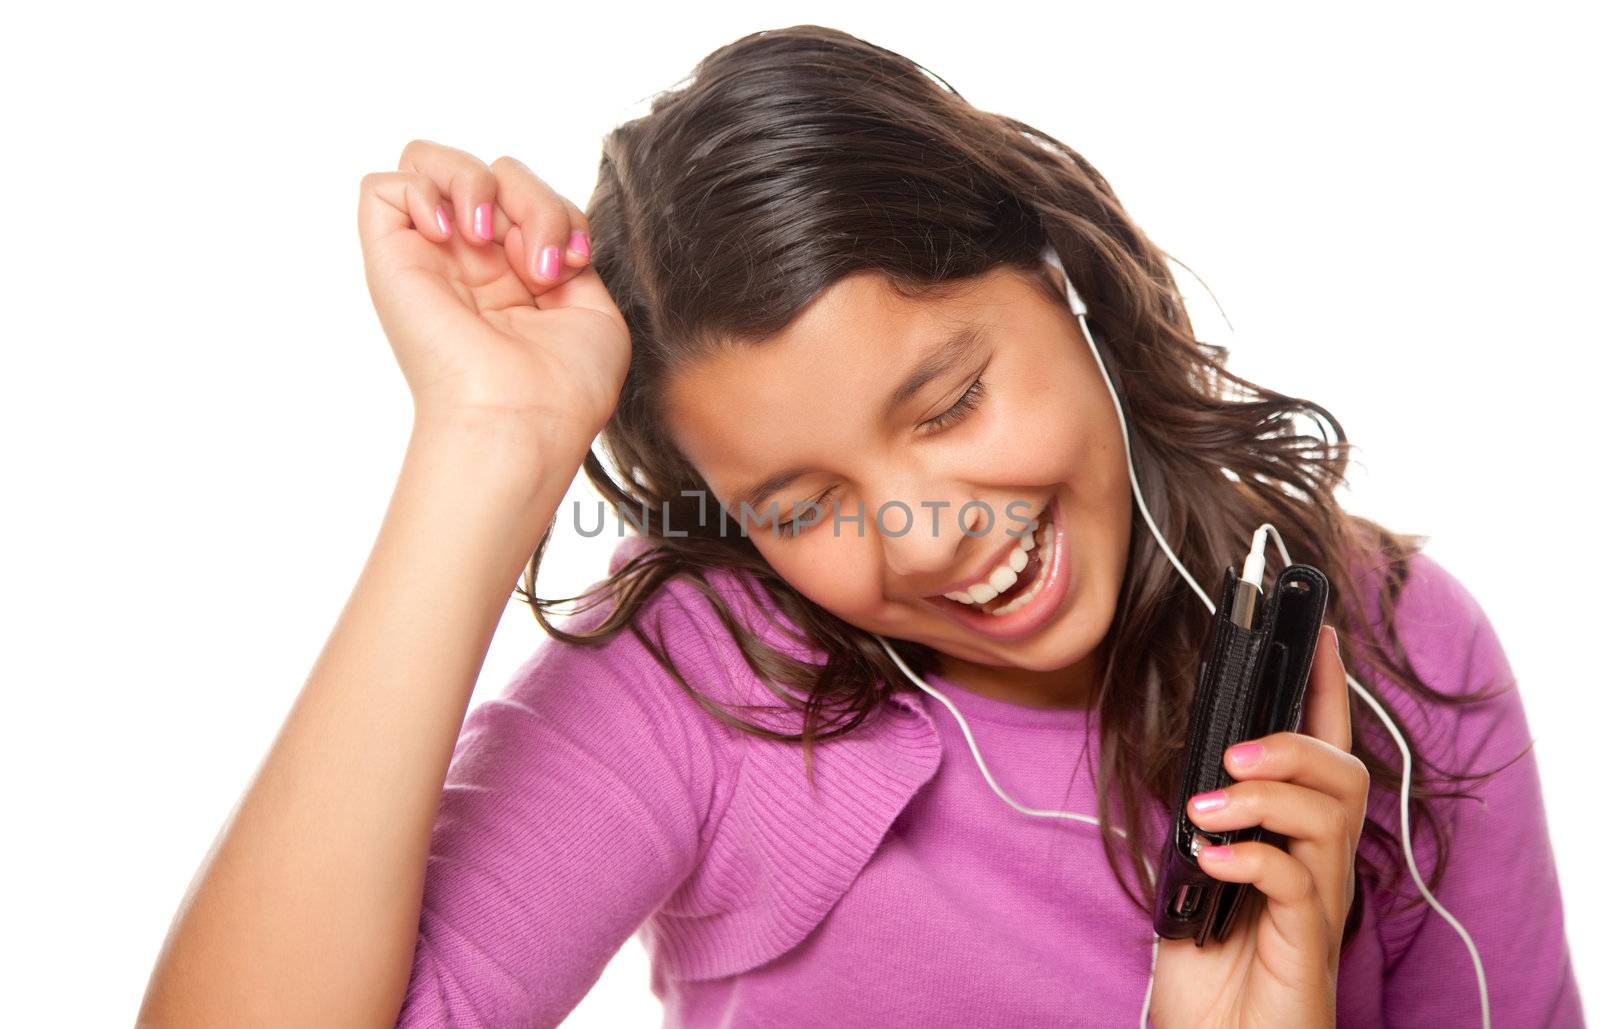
[357,171,454,252]
[489,155,580,287]
[1188,779,1356,852]
[1223,730,1371,814]
[1300,624,1353,752]
[1188,780,1359,923]
[399,139,501,246]
[1195,841,1333,955]
[559,194,593,267]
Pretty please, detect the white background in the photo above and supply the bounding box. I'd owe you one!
[3,2,1593,1024]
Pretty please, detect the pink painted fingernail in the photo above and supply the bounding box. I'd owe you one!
[538,245,561,281]
[1190,790,1228,813]
[434,206,452,238]
[1228,742,1265,767]
[1199,844,1233,861]
[474,203,492,241]
[567,230,590,258]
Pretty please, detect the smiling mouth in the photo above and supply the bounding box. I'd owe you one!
[936,503,1054,616]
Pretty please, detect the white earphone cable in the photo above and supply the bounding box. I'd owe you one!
[870,246,1488,1028]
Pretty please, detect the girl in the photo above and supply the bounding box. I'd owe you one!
[140,25,1581,1028]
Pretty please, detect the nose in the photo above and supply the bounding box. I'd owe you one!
[875,489,986,593]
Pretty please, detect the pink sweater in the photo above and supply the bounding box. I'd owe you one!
[396,535,1583,1027]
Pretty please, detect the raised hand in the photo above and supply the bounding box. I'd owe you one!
[357,139,630,444]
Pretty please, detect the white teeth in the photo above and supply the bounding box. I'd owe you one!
[989,526,1053,615]
[940,510,1053,609]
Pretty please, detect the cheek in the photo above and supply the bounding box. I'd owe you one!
[761,541,885,616]
[986,350,1126,497]
[969,380,1100,487]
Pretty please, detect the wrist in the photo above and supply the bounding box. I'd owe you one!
[410,405,600,464]
[404,409,595,519]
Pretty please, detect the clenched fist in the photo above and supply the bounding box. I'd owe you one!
[358,139,630,444]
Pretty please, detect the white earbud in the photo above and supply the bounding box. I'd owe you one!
[872,244,1489,1028]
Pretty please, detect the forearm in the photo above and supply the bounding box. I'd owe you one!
[139,414,591,1026]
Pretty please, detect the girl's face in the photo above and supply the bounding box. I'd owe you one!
[662,263,1133,708]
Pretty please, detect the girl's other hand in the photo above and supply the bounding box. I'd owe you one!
[357,139,630,444]
[1150,624,1369,1028]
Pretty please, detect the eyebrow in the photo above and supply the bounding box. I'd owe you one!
[723,322,992,514]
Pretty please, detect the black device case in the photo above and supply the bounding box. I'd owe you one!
[1153,561,1330,946]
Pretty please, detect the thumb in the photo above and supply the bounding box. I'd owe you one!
[1299,624,1353,753]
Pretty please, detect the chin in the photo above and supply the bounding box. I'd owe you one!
[942,616,1094,671]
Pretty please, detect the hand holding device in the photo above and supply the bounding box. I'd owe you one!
[1154,550,1334,944]
[1146,540,1370,1027]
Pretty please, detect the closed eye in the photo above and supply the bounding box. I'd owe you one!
[918,373,988,433]
[774,485,839,538]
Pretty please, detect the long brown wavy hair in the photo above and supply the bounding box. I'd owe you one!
[512,24,1527,935]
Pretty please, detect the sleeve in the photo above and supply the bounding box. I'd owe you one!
[394,583,742,1028]
[1373,553,1585,1027]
